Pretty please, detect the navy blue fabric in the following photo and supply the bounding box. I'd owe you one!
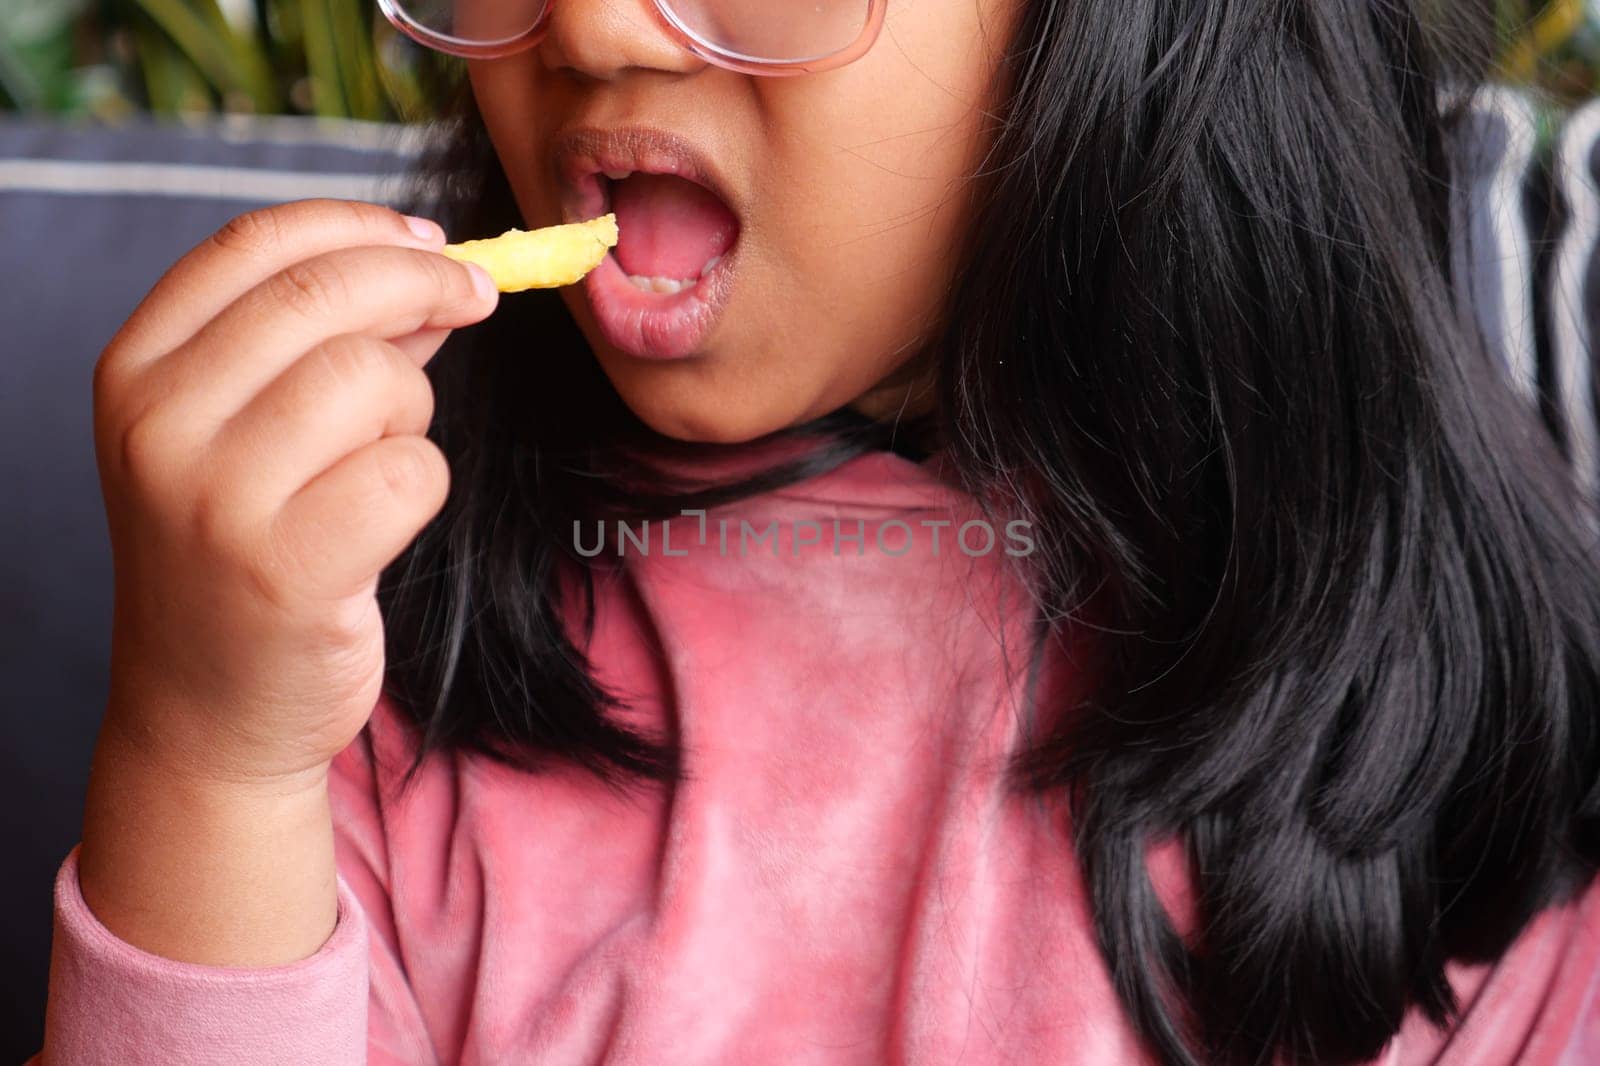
[0,115,419,1060]
[2,114,422,173]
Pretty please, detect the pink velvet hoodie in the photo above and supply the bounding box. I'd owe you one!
[32,447,1600,1064]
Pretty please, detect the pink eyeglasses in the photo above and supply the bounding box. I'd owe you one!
[376,0,888,75]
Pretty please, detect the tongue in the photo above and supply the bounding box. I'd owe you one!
[611,173,739,281]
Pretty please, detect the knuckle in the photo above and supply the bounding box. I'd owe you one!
[408,368,437,430]
[434,255,479,304]
[92,345,157,433]
[91,347,128,413]
[305,611,365,660]
[295,198,408,248]
[376,438,443,498]
[309,334,399,393]
[310,596,377,650]
[194,496,297,610]
[328,197,400,234]
[402,248,471,308]
[244,517,306,610]
[117,408,181,490]
[379,357,436,434]
[187,487,249,556]
[210,207,284,258]
[207,201,406,263]
[270,258,350,322]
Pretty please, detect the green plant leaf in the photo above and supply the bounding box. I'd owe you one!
[331,0,385,120]
[132,21,212,114]
[126,0,281,111]
[299,0,350,116]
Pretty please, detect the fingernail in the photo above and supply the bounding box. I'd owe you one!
[403,214,444,244]
[466,262,499,302]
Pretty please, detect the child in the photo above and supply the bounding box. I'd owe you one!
[34,0,1600,1063]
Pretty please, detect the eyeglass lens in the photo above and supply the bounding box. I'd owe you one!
[397,0,871,64]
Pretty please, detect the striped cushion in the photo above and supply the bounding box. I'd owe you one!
[1453,87,1600,508]
[1548,98,1600,505]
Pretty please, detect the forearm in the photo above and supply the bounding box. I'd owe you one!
[76,709,339,967]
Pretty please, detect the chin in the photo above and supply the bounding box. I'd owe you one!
[609,374,814,446]
[626,399,784,446]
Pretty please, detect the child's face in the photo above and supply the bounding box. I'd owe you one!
[469,0,1017,443]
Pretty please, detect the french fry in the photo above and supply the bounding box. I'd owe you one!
[442,214,619,293]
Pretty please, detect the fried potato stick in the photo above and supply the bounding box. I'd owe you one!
[442,214,619,293]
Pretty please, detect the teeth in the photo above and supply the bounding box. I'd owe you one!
[626,274,696,294]
[603,168,633,180]
[621,253,728,295]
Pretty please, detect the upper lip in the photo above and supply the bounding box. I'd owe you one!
[551,125,741,226]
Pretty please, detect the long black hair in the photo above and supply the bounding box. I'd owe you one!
[380,2,1600,1063]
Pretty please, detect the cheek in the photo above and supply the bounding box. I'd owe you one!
[746,7,1009,382]
[469,65,552,220]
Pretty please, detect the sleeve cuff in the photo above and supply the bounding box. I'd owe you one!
[42,845,370,1065]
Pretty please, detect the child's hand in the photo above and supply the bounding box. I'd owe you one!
[90,199,497,786]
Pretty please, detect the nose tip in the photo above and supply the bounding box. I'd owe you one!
[538,0,706,81]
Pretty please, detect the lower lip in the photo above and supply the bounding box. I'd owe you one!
[580,244,736,361]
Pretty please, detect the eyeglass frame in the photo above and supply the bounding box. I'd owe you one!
[376,0,889,75]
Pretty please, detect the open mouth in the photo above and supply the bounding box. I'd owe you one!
[553,127,744,359]
[600,170,740,296]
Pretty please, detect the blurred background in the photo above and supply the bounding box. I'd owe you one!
[0,0,445,122]
[2,0,1600,124]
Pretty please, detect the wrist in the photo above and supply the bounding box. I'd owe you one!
[95,681,337,793]
[78,708,339,966]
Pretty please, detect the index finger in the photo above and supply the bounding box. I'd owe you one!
[108,199,445,368]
